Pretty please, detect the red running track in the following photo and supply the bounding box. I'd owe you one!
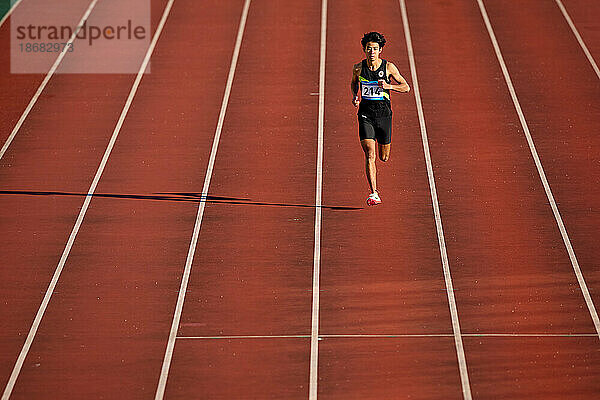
[165,0,320,397]
[1,0,599,399]
[406,0,600,398]
[319,0,462,398]
[1,0,168,395]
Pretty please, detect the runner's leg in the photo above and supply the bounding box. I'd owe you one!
[378,143,390,161]
[376,115,392,162]
[361,138,377,193]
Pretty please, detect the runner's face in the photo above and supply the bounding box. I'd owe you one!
[364,42,381,62]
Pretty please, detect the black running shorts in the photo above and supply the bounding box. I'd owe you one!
[358,113,392,145]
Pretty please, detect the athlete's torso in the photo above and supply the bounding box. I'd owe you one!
[358,59,392,118]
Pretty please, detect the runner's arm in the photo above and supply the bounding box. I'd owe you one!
[381,62,410,93]
[351,63,361,106]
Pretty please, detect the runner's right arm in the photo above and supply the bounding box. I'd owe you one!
[351,63,361,107]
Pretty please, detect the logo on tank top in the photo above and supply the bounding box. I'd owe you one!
[378,70,384,77]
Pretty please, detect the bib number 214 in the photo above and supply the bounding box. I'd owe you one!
[361,81,383,100]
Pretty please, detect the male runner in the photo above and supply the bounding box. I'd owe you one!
[351,31,410,206]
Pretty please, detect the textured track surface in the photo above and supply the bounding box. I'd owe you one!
[1,0,599,398]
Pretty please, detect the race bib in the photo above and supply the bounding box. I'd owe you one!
[361,80,384,100]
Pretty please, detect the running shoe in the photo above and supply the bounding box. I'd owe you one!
[366,191,381,206]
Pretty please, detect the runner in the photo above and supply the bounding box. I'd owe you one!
[351,31,410,206]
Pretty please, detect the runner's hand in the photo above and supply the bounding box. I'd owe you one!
[352,95,360,107]
[378,79,392,90]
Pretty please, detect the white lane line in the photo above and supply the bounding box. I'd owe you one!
[327,333,598,338]
[0,1,176,398]
[322,334,453,338]
[554,0,600,80]
[177,335,311,339]
[309,0,326,399]
[462,333,598,337]
[153,1,251,398]
[0,0,24,29]
[0,0,99,161]
[398,1,472,399]
[476,0,600,340]
[176,333,598,339]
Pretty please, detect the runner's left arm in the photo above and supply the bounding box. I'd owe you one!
[380,62,410,93]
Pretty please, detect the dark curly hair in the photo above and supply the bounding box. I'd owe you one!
[361,31,386,49]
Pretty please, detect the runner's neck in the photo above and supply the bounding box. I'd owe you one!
[366,58,382,71]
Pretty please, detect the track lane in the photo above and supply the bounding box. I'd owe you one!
[162,0,321,398]
[321,0,453,337]
[559,0,600,78]
[466,336,600,399]
[483,0,600,332]
[0,0,87,150]
[406,0,594,335]
[317,0,465,398]
[463,0,600,396]
[0,0,168,394]
[405,0,599,398]
[319,337,463,400]
[2,0,245,398]
[154,1,250,397]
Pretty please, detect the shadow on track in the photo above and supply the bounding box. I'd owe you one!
[0,190,362,211]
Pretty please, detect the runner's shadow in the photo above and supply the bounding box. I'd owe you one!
[158,192,363,211]
[0,190,362,211]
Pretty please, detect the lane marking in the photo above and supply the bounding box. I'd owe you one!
[0,1,176,398]
[177,335,311,339]
[0,0,24,29]
[0,0,99,161]
[153,1,251,398]
[462,333,598,337]
[175,333,599,339]
[554,0,600,80]
[476,0,600,340]
[309,0,326,399]
[327,333,599,338]
[398,1,472,399]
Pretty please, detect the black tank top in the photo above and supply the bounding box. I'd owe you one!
[358,59,392,118]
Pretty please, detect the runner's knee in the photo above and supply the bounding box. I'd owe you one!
[363,147,376,162]
[378,145,390,162]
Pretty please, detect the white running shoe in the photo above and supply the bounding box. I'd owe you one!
[366,191,381,206]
